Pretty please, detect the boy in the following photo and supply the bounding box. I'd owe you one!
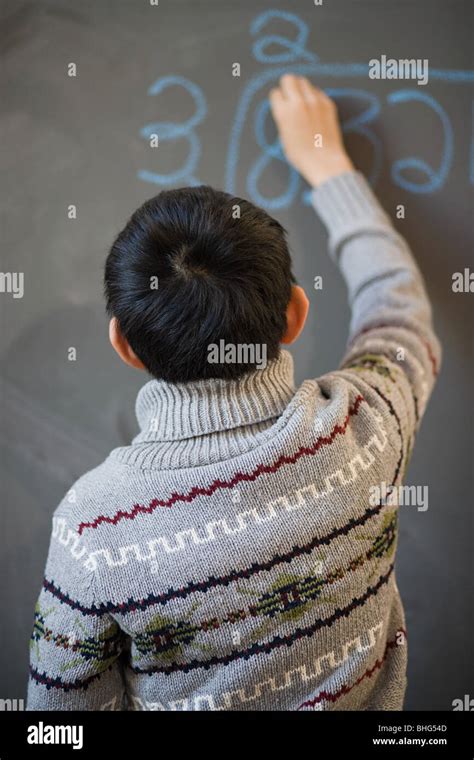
[26,75,440,711]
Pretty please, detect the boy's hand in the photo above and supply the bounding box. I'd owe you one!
[269,74,354,188]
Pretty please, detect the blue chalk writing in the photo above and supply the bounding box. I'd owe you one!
[429,69,474,83]
[248,99,300,209]
[138,9,474,202]
[324,88,382,185]
[250,10,317,64]
[225,10,473,203]
[387,90,453,193]
[226,65,386,200]
[226,63,320,197]
[300,88,383,205]
[138,75,207,187]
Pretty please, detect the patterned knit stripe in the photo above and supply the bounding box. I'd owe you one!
[297,627,407,709]
[134,515,397,655]
[369,384,405,484]
[31,620,123,661]
[35,517,397,662]
[30,565,394,690]
[343,352,419,424]
[346,322,438,377]
[421,336,439,377]
[29,662,115,693]
[77,395,366,535]
[43,499,389,617]
[130,565,394,677]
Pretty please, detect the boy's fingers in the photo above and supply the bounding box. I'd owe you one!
[279,73,303,101]
[298,76,334,104]
[299,77,319,104]
[269,87,285,114]
[269,87,283,102]
[317,85,337,109]
[270,75,332,115]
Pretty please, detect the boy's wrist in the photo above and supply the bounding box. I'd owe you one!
[304,154,355,189]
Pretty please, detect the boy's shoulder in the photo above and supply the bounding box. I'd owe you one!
[51,364,401,547]
[52,455,130,539]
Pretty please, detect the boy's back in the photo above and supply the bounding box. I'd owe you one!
[26,77,440,711]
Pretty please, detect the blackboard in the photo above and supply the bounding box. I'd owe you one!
[1,0,472,710]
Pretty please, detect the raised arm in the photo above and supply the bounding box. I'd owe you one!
[270,74,441,437]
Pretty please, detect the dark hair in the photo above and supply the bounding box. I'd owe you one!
[104,185,295,383]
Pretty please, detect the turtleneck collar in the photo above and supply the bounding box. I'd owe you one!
[133,349,296,443]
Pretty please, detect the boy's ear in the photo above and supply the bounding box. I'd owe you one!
[281,285,310,345]
[109,317,146,371]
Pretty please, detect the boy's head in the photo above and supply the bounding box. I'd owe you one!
[104,185,309,383]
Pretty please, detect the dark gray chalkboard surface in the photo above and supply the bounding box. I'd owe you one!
[1,0,472,710]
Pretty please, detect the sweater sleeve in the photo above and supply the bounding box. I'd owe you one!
[311,170,441,437]
[26,506,127,711]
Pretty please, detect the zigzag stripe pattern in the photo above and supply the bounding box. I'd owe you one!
[126,619,387,711]
[77,395,365,535]
[297,627,407,709]
[369,385,405,484]
[43,499,388,617]
[133,514,397,657]
[73,410,387,571]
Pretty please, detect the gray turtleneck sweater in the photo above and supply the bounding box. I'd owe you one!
[26,171,441,711]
